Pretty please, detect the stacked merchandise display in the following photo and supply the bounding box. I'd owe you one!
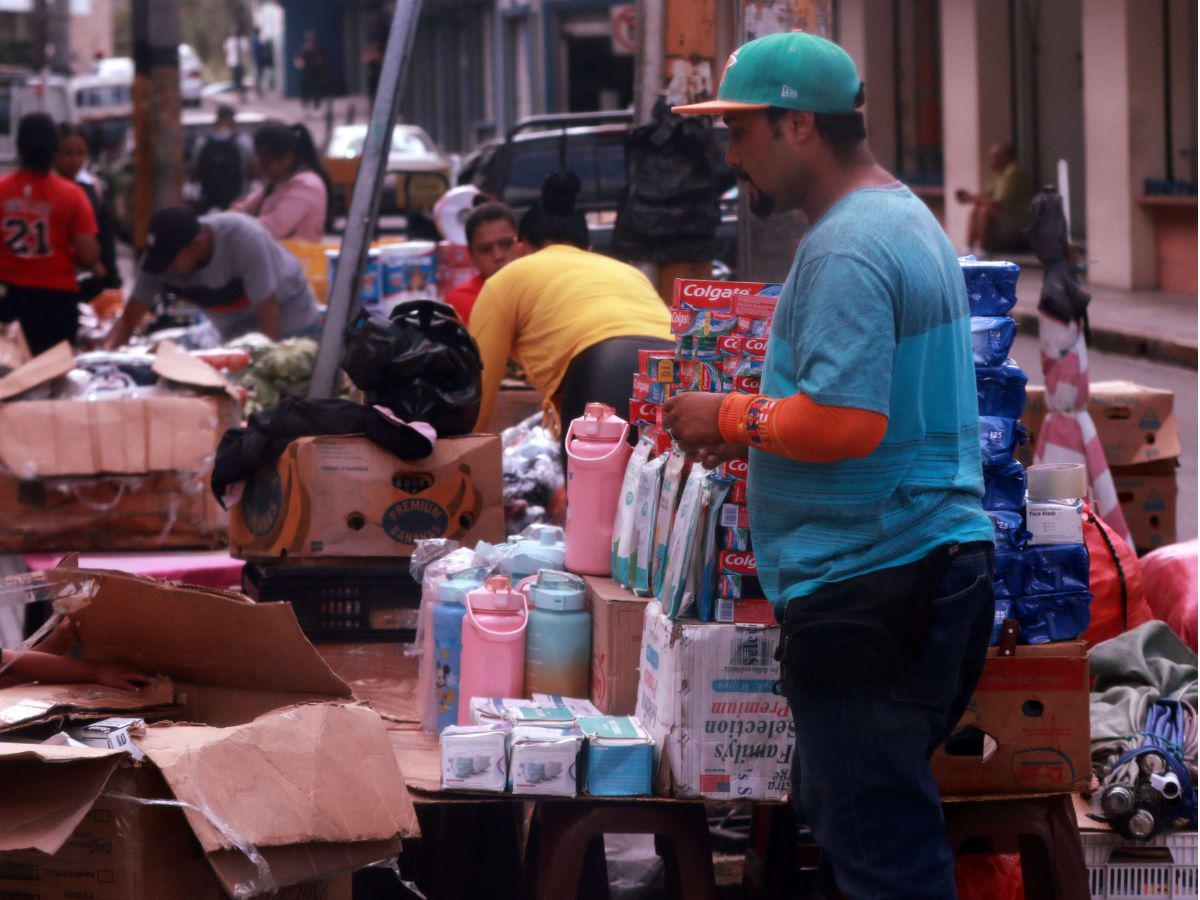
[619,279,781,625]
[961,259,1092,644]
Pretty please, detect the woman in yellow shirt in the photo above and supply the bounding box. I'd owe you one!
[468,170,673,436]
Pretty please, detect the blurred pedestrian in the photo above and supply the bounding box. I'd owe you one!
[444,199,520,323]
[0,113,99,355]
[54,122,121,301]
[224,30,251,103]
[254,30,276,94]
[363,39,383,102]
[294,30,327,112]
[955,142,1033,256]
[233,121,330,241]
[192,105,252,212]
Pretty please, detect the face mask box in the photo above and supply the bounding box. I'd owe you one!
[440,723,510,792]
[508,726,583,796]
[469,697,578,728]
[577,715,654,797]
[530,695,602,718]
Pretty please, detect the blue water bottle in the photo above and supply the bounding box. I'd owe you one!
[506,526,567,583]
[523,570,592,699]
[431,567,487,732]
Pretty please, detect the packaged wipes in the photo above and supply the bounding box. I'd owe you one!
[652,449,688,598]
[970,316,1018,367]
[660,465,708,618]
[978,416,1026,467]
[960,258,1020,316]
[982,458,1028,512]
[632,454,666,596]
[612,435,655,587]
[975,358,1028,418]
[697,476,733,621]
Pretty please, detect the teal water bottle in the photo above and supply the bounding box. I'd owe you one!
[506,525,567,583]
[523,570,592,698]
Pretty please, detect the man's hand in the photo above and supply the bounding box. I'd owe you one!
[89,661,153,692]
[662,392,728,455]
[696,443,748,470]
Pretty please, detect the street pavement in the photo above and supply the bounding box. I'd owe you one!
[1011,333,1196,542]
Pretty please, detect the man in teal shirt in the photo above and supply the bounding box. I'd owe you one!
[664,33,994,897]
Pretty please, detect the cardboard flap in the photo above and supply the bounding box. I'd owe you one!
[0,742,125,854]
[152,340,237,397]
[207,838,403,897]
[136,703,417,858]
[0,678,175,732]
[0,341,74,402]
[45,568,351,698]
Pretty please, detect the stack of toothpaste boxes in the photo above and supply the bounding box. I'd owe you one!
[962,259,1092,645]
[627,279,781,625]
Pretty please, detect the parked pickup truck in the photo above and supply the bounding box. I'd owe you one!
[458,110,737,270]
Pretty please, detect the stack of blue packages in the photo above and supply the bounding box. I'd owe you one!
[960,258,1092,644]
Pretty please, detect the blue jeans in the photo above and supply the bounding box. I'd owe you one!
[780,543,995,899]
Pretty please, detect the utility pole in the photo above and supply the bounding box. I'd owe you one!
[30,0,48,70]
[49,0,72,73]
[130,0,182,249]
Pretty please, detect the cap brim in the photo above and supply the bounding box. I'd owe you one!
[671,100,771,116]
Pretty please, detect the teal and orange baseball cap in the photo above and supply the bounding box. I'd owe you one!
[673,31,862,116]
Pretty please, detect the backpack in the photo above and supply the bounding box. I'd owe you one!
[197,135,244,209]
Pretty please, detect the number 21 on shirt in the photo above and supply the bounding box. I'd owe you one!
[3,214,51,257]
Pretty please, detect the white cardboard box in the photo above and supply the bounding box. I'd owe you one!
[440,723,510,792]
[636,601,793,801]
[508,726,583,796]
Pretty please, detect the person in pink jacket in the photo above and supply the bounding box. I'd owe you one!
[234,121,330,242]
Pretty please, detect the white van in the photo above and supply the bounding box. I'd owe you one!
[0,67,70,171]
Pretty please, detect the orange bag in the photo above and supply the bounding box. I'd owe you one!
[955,853,1024,900]
[1080,501,1153,647]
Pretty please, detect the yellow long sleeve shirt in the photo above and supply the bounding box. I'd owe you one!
[468,244,672,431]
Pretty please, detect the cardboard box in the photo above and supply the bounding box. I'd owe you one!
[508,725,584,796]
[230,434,503,560]
[0,563,418,897]
[491,380,543,432]
[0,470,228,551]
[931,642,1091,796]
[636,601,792,801]
[1112,460,1178,553]
[577,715,654,797]
[440,723,510,792]
[0,342,240,479]
[585,577,652,715]
[1023,381,1181,467]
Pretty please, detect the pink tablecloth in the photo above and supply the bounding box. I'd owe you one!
[23,550,245,591]
[1140,540,1199,652]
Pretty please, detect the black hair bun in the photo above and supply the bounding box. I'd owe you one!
[541,169,581,215]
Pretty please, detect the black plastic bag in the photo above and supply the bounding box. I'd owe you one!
[341,300,483,436]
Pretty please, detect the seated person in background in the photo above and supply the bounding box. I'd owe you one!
[55,122,122,301]
[955,142,1033,256]
[444,200,521,323]
[105,206,320,348]
[232,121,330,242]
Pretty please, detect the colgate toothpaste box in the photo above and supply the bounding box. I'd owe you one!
[735,315,772,338]
[629,399,661,428]
[671,309,740,337]
[717,335,769,360]
[640,425,672,456]
[673,279,777,312]
[729,480,748,505]
[718,458,748,482]
[719,550,763,598]
[639,349,677,383]
[632,373,679,404]
[720,525,752,552]
[675,336,721,361]
[719,502,749,528]
[730,374,762,394]
[714,598,776,626]
[733,284,781,319]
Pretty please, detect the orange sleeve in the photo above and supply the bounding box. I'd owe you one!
[717,391,888,463]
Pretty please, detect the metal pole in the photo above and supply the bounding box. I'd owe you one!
[309,0,422,400]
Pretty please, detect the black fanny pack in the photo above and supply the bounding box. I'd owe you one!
[776,543,967,691]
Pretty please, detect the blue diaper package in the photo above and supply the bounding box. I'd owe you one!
[990,596,1014,645]
[960,259,1020,316]
[971,317,1019,367]
[975,359,1029,418]
[992,549,1024,600]
[983,459,1028,513]
[988,510,1029,552]
[1022,542,1091,596]
[1015,591,1092,644]
[979,417,1027,467]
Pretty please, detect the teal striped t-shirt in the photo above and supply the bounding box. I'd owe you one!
[749,184,993,616]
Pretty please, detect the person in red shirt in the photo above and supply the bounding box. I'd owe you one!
[443,201,520,323]
[0,113,99,355]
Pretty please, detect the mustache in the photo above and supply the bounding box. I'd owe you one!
[733,166,754,184]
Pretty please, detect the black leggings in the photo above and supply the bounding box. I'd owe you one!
[558,335,674,456]
[0,284,80,356]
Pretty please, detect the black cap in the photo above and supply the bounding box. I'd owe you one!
[141,206,201,274]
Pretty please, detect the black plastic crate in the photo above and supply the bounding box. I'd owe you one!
[242,561,420,642]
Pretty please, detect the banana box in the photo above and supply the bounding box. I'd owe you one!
[230,434,503,560]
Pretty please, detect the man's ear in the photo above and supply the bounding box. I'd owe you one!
[786,110,817,146]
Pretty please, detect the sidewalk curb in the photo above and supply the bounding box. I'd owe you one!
[1012,310,1198,369]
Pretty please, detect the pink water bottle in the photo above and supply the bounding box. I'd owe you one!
[457,575,529,725]
[564,403,632,575]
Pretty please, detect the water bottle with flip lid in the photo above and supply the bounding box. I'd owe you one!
[505,525,567,583]
[521,570,592,698]
[457,574,529,725]
[564,403,631,575]
[424,567,487,733]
